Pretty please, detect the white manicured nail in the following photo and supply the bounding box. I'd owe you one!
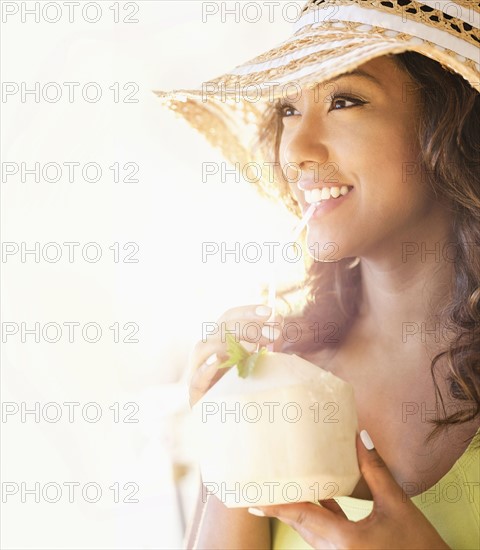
[360,429,375,450]
[255,305,272,317]
[261,326,281,340]
[248,507,265,517]
[205,353,218,366]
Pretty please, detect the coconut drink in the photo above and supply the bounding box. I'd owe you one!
[192,335,361,508]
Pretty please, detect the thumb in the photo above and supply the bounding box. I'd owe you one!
[357,430,407,511]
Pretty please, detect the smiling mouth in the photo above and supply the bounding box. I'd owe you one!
[304,185,354,204]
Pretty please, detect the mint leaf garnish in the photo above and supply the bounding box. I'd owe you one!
[217,334,267,378]
[238,347,267,378]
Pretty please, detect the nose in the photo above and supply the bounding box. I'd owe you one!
[281,105,330,189]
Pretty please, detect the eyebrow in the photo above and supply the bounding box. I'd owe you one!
[324,69,383,88]
[281,69,384,103]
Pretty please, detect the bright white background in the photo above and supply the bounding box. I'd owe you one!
[1,1,305,548]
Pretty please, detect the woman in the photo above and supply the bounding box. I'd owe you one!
[156,1,479,548]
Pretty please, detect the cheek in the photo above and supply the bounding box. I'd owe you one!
[278,140,302,199]
[356,123,421,203]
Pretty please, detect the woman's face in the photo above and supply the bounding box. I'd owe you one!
[278,55,448,263]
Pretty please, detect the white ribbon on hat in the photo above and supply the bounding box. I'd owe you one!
[291,3,479,64]
[238,42,413,86]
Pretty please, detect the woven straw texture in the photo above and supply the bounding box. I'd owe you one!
[155,0,479,215]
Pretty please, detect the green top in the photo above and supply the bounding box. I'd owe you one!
[271,426,480,550]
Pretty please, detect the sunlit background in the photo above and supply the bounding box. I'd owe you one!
[1,1,309,548]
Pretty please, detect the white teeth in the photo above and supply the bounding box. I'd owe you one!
[330,186,340,198]
[310,188,322,203]
[304,185,352,204]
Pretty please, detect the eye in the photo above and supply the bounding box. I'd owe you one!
[275,101,300,118]
[328,94,366,111]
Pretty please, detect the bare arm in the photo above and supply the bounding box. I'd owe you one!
[184,479,271,550]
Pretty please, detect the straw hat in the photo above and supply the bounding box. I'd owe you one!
[155,0,479,214]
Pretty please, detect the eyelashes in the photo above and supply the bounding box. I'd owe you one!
[274,93,367,117]
[274,100,297,118]
[327,94,365,111]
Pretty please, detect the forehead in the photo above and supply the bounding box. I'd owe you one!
[285,55,411,100]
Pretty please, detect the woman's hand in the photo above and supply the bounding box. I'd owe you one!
[248,431,451,550]
[187,304,283,408]
[186,304,279,549]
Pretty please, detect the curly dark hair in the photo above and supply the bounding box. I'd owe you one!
[255,51,480,447]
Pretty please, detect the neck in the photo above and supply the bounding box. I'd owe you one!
[356,225,455,345]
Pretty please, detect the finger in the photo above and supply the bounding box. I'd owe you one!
[187,303,285,406]
[215,314,284,346]
[189,352,222,384]
[216,304,283,348]
[217,304,273,324]
[189,312,284,369]
[189,335,266,406]
[188,352,227,407]
[188,329,283,384]
[188,334,261,382]
[249,501,349,546]
[188,340,225,374]
[357,430,407,511]
[189,372,230,407]
[318,499,348,519]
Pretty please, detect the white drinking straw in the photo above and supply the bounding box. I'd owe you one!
[290,202,318,241]
[266,202,318,351]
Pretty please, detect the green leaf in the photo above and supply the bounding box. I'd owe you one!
[217,334,267,378]
[217,334,249,369]
[237,346,267,378]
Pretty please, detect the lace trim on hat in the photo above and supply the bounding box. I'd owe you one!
[420,0,480,22]
[303,0,480,20]
[294,0,479,49]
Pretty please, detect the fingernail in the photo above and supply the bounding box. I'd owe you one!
[261,326,281,341]
[248,507,265,517]
[255,305,272,317]
[360,429,375,450]
[266,313,283,325]
[205,353,218,366]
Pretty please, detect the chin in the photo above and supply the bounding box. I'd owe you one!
[306,243,346,263]
[306,233,348,263]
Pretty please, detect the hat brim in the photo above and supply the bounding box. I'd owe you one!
[154,21,480,215]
